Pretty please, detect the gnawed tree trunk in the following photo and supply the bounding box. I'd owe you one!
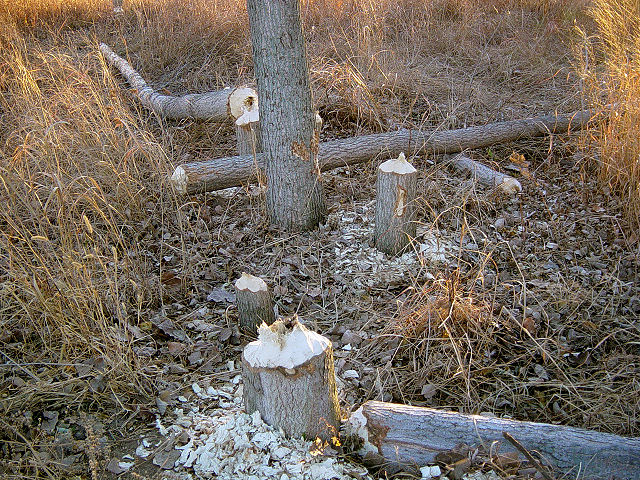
[247,0,326,231]
[345,401,640,480]
[99,43,257,122]
[450,154,522,194]
[242,318,340,441]
[235,272,275,335]
[374,153,418,255]
[171,109,596,194]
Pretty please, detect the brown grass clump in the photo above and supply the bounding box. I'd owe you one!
[576,0,640,233]
[359,265,640,435]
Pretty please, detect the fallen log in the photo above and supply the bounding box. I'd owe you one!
[449,153,522,194]
[99,43,257,122]
[345,401,640,480]
[171,109,596,194]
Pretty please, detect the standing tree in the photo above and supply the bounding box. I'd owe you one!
[246,0,326,231]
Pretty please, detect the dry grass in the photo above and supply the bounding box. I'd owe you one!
[576,0,640,233]
[0,0,637,478]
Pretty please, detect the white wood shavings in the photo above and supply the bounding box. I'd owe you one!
[140,384,371,480]
[330,200,456,289]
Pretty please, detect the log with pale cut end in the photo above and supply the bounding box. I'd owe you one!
[99,43,258,122]
[235,104,261,155]
[344,401,640,480]
[374,153,418,256]
[170,109,597,194]
[450,154,522,194]
[235,272,274,334]
[242,318,340,441]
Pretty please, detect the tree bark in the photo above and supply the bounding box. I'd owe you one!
[374,153,418,255]
[171,109,596,194]
[246,0,326,231]
[235,272,275,335]
[450,154,522,194]
[241,319,340,441]
[99,43,257,122]
[346,401,640,480]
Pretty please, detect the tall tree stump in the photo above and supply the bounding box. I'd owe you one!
[374,153,418,255]
[247,0,327,231]
[235,272,274,335]
[242,318,340,441]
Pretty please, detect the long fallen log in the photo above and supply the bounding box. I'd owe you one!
[99,43,257,122]
[346,401,640,480]
[171,109,596,194]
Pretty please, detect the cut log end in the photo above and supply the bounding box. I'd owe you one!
[498,177,522,194]
[229,87,259,121]
[170,166,188,195]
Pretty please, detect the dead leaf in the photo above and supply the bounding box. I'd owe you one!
[206,288,236,303]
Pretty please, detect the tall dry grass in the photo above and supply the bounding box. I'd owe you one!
[0,21,172,412]
[577,0,640,233]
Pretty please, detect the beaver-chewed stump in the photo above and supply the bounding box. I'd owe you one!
[241,317,340,441]
[374,152,418,255]
[235,272,275,335]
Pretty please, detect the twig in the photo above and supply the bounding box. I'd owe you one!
[502,431,555,480]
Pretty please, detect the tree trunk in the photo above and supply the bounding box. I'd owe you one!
[241,318,340,441]
[234,272,275,335]
[171,109,596,194]
[246,0,326,231]
[450,154,522,194]
[235,104,261,155]
[374,153,418,255]
[99,43,257,122]
[345,401,640,480]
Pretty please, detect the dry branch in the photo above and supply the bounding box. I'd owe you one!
[346,401,640,480]
[450,153,522,194]
[171,109,596,194]
[99,43,257,122]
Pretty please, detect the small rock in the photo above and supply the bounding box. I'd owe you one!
[343,370,359,379]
